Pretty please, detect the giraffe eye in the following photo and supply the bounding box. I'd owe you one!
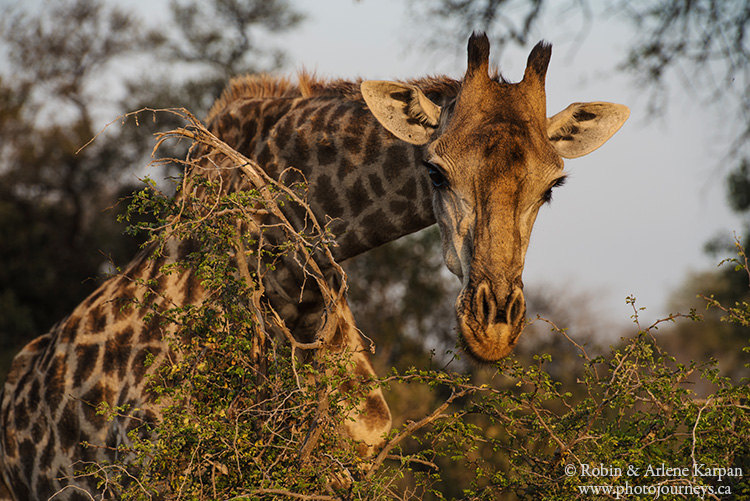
[542,176,567,204]
[423,161,449,188]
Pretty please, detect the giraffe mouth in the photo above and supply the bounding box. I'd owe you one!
[456,284,526,363]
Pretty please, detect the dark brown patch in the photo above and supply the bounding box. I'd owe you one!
[272,116,294,151]
[8,472,30,501]
[368,174,386,198]
[295,105,316,129]
[30,412,46,443]
[339,379,354,395]
[36,476,56,501]
[315,174,344,220]
[238,111,259,147]
[87,305,108,334]
[81,382,111,428]
[43,354,66,411]
[73,344,100,387]
[292,133,310,165]
[182,270,201,305]
[131,347,159,386]
[147,253,166,283]
[117,382,132,407]
[362,394,391,428]
[360,210,398,243]
[18,440,35,483]
[218,113,242,145]
[57,314,81,345]
[389,199,413,215]
[3,415,17,457]
[327,103,349,129]
[38,429,56,470]
[347,179,367,216]
[330,323,346,348]
[316,136,338,166]
[396,179,416,200]
[142,305,164,333]
[27,378,41,415]
[257,142,273,167]
[24,333,52,354]
[137,322,161,344]
[337,156,356,182]
[103,328,134,380]
[363,125,382,165]
[573,109,597,121]
[342,133,361,155]
[310,101,335,131]
[13,398,29,433]
[382,144,408,182]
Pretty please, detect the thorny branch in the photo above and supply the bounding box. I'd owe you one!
[79,107,750,499]
[166,110,347,346]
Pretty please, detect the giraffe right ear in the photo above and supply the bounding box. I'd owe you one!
[547,102,630,158]
[361,81,441,145]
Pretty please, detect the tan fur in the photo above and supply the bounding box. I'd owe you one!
[1,33,628,500]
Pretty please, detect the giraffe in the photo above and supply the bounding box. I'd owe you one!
[0,33,629,500]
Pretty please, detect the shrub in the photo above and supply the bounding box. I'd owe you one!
[91,110,750,500]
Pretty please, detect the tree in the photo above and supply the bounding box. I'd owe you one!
[0,0,162,363]
[0,0,304,380]
[84,110,750,500]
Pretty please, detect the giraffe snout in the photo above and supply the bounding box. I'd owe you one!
[457,282,526,363]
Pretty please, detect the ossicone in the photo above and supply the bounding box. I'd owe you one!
[467,32,491,78]
[523,41,552,83]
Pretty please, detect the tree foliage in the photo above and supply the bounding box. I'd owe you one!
[3,2,750,498]
[76,108,750,501]
[0,0,304,376]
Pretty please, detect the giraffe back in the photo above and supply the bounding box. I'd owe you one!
[1,72,434,499]
[0,240,195,499]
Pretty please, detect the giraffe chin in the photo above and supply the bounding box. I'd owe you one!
[458,319,523,363]
[456,286,526,363]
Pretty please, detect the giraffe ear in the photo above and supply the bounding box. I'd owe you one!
[361,81,441,145]
[547,102,630,159]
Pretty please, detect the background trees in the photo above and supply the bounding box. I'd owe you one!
[1,0,749,498]
[2,0,748,421]
[0,0,303,376]
[0,0,160,369]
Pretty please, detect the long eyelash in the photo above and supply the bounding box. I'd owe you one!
[543,176,567,204]
[553,176,567,189]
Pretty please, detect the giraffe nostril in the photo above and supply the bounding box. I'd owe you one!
[506,288,525,327]
[472,283,525,328]
[474,282,497,327]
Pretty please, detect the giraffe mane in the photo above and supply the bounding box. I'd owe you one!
[206,70,464,125]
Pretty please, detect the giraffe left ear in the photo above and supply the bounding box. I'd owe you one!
[547,102,630,159]
[361,81,441,145]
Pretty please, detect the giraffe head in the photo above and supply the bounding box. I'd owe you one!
[361,33,629,363]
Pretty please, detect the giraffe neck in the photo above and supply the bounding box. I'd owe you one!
[205,74,461,260]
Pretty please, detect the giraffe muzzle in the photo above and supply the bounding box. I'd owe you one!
[456,282,526,363]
